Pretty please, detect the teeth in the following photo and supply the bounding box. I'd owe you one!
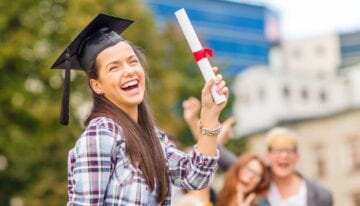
[122,80,137,88]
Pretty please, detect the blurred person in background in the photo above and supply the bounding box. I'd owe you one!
[182,96,270,206]
[265,128,333,206]
[182,96,237,171]
[216,153,271,206]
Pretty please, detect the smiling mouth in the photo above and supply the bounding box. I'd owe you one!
[122,84,138,91]
[278,163,289,169]
[121,80,139,91]
[239,179,249,187]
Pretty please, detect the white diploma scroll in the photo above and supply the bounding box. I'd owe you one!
[175,8,226,104]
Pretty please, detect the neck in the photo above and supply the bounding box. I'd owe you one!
[273,173,299,185]
[127,106,138,122]
[273,173,302,198]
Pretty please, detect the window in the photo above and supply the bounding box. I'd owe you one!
[283,85,290,100]
[258,87,265,102]
[320,90,327,103]
[314,144,326,178]
[301,88,308,101]
[348,135,360,171]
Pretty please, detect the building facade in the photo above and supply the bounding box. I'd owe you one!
[143,0,279,75]
[233,33,360,205]
[247,110,360,206]
[280,34,341,76]
[340,30,360,68]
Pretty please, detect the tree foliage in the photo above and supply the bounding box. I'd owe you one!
[0,0,239,205]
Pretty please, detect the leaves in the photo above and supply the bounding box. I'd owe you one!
[0,0,239,205]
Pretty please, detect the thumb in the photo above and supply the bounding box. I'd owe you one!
[203,79,214,94]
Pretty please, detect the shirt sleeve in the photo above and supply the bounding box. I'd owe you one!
[68,119,117,205]
[218,144,237,171]
[165,134,219,190]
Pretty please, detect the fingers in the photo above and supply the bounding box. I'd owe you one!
[183,96,201,121]
[216,80,226,93]
[236,185,244,205]
[215,74,222,84]
[202,78,214,97]
[244,193,256,206]
[213,73,228,97]
[182,97,200,108]
[223,116,236,127]
[217,116,236,144]
[212,66,219,74]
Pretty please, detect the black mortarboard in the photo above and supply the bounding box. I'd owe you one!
[50,13,134,125]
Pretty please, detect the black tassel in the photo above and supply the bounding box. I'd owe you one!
[60,49,71,125]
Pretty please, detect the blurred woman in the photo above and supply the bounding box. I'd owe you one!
[216,154,271,206]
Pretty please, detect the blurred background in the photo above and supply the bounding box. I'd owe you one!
[0,0,359,205]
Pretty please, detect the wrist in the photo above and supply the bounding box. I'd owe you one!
[198,120,222,136]
[200,111,219,125]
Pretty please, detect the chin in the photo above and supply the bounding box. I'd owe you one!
[275,170,292,177]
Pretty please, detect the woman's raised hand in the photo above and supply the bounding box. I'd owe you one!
[200,67,229,127]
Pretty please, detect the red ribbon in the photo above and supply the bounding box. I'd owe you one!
[192,48,214,62]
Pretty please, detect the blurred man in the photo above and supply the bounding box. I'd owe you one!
[265,128,333,206]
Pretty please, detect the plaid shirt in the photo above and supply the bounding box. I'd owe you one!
[67,117,219,206]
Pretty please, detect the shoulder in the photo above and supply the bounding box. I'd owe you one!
[304,176,331,194]
[303,176,333,203]
[87,116,122,133]
[80,116,124,140]
[74,117,123,152]
[257,197,271,206]
[155,128,168,142]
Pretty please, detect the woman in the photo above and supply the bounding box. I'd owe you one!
[51,14,228,205]
[216,154,271,206]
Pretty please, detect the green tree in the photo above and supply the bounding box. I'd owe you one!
[0,0,239,205]
[0,0,166,205]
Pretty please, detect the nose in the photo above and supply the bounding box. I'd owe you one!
[123,64,135,76]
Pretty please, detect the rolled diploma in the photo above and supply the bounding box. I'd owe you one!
[175,8,226,104]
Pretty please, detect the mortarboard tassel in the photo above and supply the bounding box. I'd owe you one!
[60,49,71,125]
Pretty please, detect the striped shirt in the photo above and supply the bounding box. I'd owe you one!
[67,117,219,205]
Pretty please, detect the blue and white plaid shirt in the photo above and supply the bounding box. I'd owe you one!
[67,117,219,205]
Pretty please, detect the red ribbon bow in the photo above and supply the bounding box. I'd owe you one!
[192,48,214,62]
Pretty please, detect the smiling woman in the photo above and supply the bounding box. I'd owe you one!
[50,13,229,205]
[216,154,271,206]
[89,41,146,121]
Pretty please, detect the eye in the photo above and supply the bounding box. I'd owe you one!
[109,66,119,71]
[129,59,139,65]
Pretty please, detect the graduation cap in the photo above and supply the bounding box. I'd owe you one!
[50,13,134,125]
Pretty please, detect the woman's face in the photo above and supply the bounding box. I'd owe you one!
[237,159,263,193]
[90,41,145,113]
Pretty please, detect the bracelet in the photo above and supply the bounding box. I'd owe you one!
[198,120,222,136]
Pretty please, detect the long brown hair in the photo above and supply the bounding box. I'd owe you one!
[216,153,270,206]
[85,41,170,203]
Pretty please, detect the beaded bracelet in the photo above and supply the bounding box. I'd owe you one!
[198,120,222,136]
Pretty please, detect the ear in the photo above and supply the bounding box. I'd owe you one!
[89,78,103,95]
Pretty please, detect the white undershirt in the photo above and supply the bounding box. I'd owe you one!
[268,180,307,206]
